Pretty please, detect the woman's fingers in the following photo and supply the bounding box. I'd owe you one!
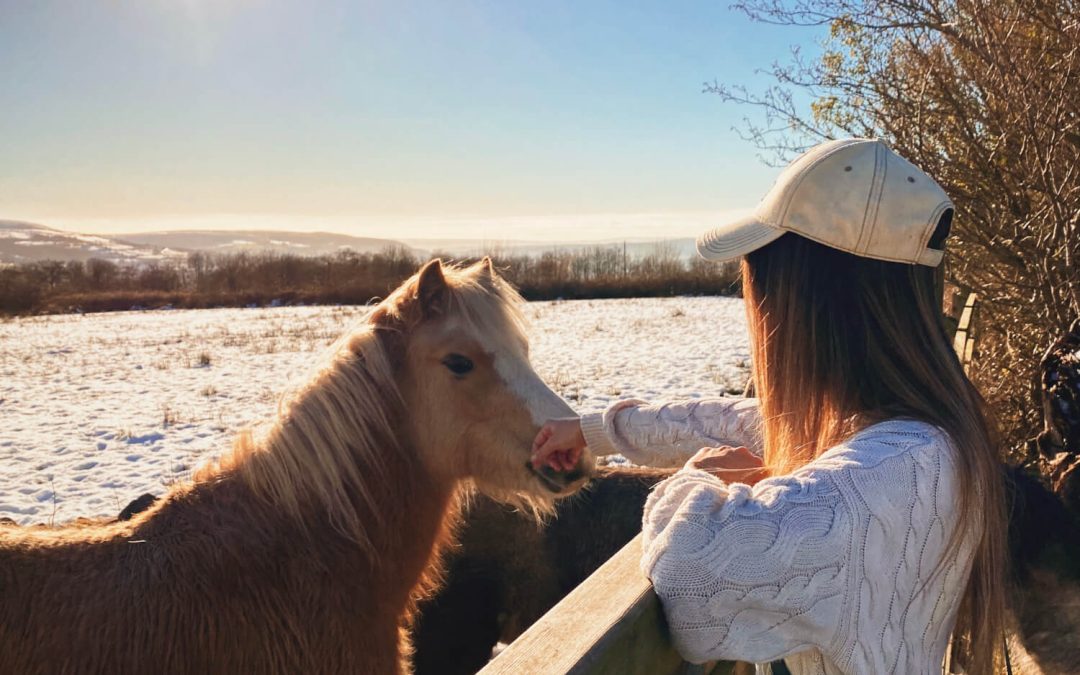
[686,445,768,485]
[546,448,579,472]
[557,446,581,472]
[531,418,585,471]
[531,424,560,469]
[531,426,553,455]
[548,450,563,472]
[531,426,561,470]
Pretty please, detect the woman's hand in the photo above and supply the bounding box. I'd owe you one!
[685,446,769,486]
[531,418,586,472]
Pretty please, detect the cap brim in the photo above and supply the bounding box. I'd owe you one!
[696,216,785,262]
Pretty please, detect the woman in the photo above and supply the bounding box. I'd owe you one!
[531,139,1006,674]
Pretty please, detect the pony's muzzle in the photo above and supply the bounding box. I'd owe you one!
[526,461,592,494]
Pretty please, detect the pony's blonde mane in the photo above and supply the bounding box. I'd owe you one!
[193,260,527,556]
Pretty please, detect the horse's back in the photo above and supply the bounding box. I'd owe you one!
[0,505,399,674]
[0,523,132,673]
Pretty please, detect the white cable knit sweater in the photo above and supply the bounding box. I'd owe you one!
[580,398,976,675]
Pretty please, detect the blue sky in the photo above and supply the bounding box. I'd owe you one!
[0,1,823,241]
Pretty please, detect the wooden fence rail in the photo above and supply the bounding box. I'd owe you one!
[478,535,734,675]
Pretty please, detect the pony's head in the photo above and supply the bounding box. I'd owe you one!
[200,259,587,553]
[372,258,591,507]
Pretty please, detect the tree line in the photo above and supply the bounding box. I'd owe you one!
[0,244,741,316]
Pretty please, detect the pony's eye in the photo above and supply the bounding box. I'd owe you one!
[442,354,474,376]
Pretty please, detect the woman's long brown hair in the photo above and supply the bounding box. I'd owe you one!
[743,233,1006,673]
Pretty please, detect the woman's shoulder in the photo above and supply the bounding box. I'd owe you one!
[792,419,964,530]
[810,417,957,475]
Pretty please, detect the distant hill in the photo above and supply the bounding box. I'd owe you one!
[0,220,185,265]
[402,237,700,260]
[1,220,699,266]
[120,230,411,258]
[0,222,415,265]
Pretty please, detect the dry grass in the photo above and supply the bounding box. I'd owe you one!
[161,405,180,427]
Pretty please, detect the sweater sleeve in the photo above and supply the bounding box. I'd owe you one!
[639,423,969,670]
[579,398,763,467]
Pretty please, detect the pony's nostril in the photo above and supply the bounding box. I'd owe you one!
[529,464,567,493]
[526,461,589,494]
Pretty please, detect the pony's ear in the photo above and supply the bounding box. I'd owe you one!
[416,259,448,315]
[472,256,496,285]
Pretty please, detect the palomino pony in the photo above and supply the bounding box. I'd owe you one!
[0,259,591,674]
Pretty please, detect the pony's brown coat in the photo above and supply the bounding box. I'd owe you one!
[1,452,457,674]
[0,260,579,675]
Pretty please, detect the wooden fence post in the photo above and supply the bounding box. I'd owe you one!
[951,292,978,371]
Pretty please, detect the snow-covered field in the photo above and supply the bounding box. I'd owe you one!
[0,297,749,524]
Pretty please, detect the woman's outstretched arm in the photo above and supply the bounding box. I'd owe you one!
[579,397,763,467]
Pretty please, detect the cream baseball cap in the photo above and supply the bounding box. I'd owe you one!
[697,138,954,266]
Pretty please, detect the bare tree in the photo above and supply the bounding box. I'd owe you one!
[710,0,1080,456]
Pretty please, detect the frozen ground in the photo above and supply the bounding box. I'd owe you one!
[0,297,749,524]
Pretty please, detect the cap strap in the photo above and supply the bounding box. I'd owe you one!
[917,248,944,266]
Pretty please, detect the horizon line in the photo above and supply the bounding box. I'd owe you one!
[2,208,753,244]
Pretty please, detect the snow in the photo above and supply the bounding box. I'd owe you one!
[69,234,116,246]
[0,296,749,524]
[269,239,310,248]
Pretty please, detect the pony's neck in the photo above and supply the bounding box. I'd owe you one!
[204,353,465,610]
[365,446,464,606]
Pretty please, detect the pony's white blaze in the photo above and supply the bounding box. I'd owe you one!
[483,335,574,426]
[505,363,574,426]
